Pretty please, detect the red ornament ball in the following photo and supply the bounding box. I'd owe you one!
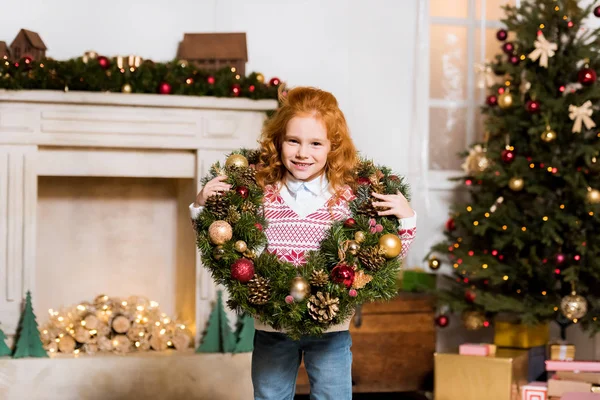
[502,42,514,54]
[349,289,358,298]
[331,263,356,289]
[231,258,255,283]
[465,290,476,303]
[445,218,455,231]
[249,85,256,92]
[269,77,281,86]
[231,83,241,97]
[526,100,541,114]
[236,186,249,199]
[486,95,498,106]
[595,5,600,18]
[496,29,508,41]
[98,56,110,69]
[509,55,520,65]
[501,149,515,163]
[556,253,566,264]
[24,56,32,64]
[435,315,450,328]
[357,177,371,185]
[158,82,172,95]
[254,223,263,232]
[344,218,356,228]
[207,76,216,85]
[578,67,597,86]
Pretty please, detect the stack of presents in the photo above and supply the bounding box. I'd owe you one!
[434,321,600,400]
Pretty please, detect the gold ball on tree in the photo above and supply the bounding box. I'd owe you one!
[234,240,248,253]
[428,257,441,270]
[212,245,225,260]
[509,177,524,191]
[290,276,310,301]
[560,292,588,320]
[256,73,265,83]
[122,84,132,93]
[498,92,514,109]
[208,220,233,245]
[586,188,600,204]
[347,240,360,255]
[354,231,366,243]
[462,310,485,330]
[540,126,557,142]
[378,234,402,259]
[225,154,249,169]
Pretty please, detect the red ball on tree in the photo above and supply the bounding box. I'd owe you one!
[509,55,520,65]
[556,253,566,264]
[158,82,172,95]
[445,218,455,231]
[249,85,256,92]
[331,263,356,289]
[486,95,498,106]
[465,290,476,303]
[357,177,371,185]
[231,258,255,283]
[231,83,241,97]
[98,56,110,70]
[496,29,508,41]
[344,218,356,228]
[578,67,597,86]
[236,186,249,199]
[594,5,600,18]
[435,315,450,328]
[389,175,400,182]
[254,222,263,232]
[525,100,541,114]
[269,77,281,86]
[207,76,216,85]
[501,149,515,163]
[501,42,514,54]
[24,56,32,64]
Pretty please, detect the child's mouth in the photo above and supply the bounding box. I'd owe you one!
[292,161,313,168]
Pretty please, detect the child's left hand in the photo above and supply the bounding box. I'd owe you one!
[371,191,415,219]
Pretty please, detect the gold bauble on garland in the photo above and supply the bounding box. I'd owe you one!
[208,220,233,245]
[234,240,248,253]
[354,231,366,243]
[256,73,265,83]
[347,240,360,255]
[586,188,600,204]
[462,310,486,330]
[225,154,249,169]
[540,125,557,142]
[508,177,524,191]
[498,92,514,109]
[560,291,588,320]
[378,234,402,259]
[212,245,225,260]
[428,257,441,270]
[290,277,311,301]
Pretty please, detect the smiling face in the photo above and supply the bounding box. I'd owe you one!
[281,115,332,182]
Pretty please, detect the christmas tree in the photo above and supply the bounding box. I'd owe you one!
[234,314,255,353]
[196,291,236,353]
[13,291,48,358]
[0,325,11,356]
[429,0,600,335]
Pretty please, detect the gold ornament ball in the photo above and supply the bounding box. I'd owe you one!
[179,59,189,68]
[347,240,360,255]
[290,276,311,301]
[213,245,226,260]
[208,220,233,245]
[354,231,366,243]
[378,234,402,259]
[509,177,524,191]
[462,310,485,331]
[122,84,132,93]
[428,257,441,270]
[587,189,600,204]
[234,240,248,253]
[560,292,588,320]
[225,154,249,169]
[498,92,514,109]
[256,73,265,83]
[540,126,557,143]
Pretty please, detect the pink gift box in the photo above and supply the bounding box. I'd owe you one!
[522,381,547,400]
[459,343,496,356]
[562,394,600,400]
[546,360,600,372]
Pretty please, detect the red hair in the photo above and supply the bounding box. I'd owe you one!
[256,86,358,194]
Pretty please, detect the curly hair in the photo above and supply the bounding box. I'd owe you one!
[256,86,358,194]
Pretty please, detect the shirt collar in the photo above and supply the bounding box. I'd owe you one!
[284,174,329,198]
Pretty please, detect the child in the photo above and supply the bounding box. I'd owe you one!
[190,86,417,399]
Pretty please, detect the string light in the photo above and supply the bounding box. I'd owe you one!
[563,15,568,20]
[590,212,594,216]
[473,221,479,226]
[539,23,545,29]
[503,275,509,280]
[485,213,490,218]
[542,291,547,295]
[482,264,488,269]
[453,263,459,268]
[573,318,578,323]
[554,5,559,11]
[543,216,549,221]
[521,227,527,231]
[554,307,558,311]
[560,204,565,209]
[502,225,508,230]
[520,55,526,60]
[467,206,473,212]
[517,289,521,293]
[530,163,535,168]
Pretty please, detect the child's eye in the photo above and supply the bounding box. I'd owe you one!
[288,139,299,143]
[312,142,322,146]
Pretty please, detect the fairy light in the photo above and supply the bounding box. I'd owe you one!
[543,216,549,221]
[43,330,48,334]
[590,212,594,216]
[150,301,159,308]
[235,74,241,80]
[135,342,141,348]
[573,318,578,323]
[74,349,80,355]
[136,306,144,312]
[485,213,490,218]
[554,5,559,11]
[529,163,535,168]
[542,291,547,296]
[81,321,86,326]
[90,329,97,335]
[58,317,64,322]
[560,204,565,209]
[167,341,173,346]
[122,301,128,307]
[453,263,459,268]
[180,325,186,329]
[539,23,545,29]
[230,67,236,73]
[467,206,473,212]
[554,307,558,311]
[594,317,598,321]
[458,237,463,242]
[503,275,509,280]
[160,329,166,335]
[520,55,526,60]
[563,15,568,20]
[522,227,527,231]
[155,321,161,326]
[502,225,508,230]
[517,289,521,293]
[482,264,488,269]
[473,221,479,226]
[77,305,86,311]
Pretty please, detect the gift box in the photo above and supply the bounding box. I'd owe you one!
[556,371,600,385]
[435,349,529,400]
[549,343,576,361]
[459,343,497,356]
[562,394,600,400]
[546,360,600,372]
[547,379,592,397]
[521,381,547,400]
[400,269,437,292]
[494,321,550,349]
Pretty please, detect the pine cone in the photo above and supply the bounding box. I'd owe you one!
[308,292,339,323]
[226,205,241,224]
[240,168,257,186]
[357,199,379,217]
[240,201,257,213]
[205,195,230,219]
[248,275,270,305]
[357,246,387,271]
[245,149,261,165]
[310,269,329,287]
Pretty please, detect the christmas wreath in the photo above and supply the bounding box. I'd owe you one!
[194,149,410,338]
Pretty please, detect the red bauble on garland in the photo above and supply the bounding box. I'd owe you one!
[501,149,515,163]
[496,29,508,41]
[231,83,241,97]
[158,82,172,95]
[445,218,455,231]
[344,218,356,228]
[501,42,514,54]
[269,77,281,86]
[486,95,498,106]
[509,55,520,65]
[465,290,476,303]
[525,100,541,114]
[236,186,249,199]
[578,68,597,86]
[357,177,371,185]
[207,76,216,85]
[97,56,110,70]
[254,223,263,232]
[435,314,450,328]
[231,258,255,283]
[331,263,356,289]
[594,5,600,18]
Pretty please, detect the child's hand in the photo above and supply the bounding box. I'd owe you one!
[194,176,231,207]
[371,191,415,219]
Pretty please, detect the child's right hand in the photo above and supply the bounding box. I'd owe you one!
[194,176,231,207]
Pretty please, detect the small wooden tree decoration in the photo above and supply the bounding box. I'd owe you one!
[0,325,11,356]
[196,291,236,353]
[13,291,48,358]
[233,314,254,353]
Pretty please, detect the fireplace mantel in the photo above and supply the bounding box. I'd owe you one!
[0,90,277,336]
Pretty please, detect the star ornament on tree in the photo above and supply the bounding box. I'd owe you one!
[528,32,557,68]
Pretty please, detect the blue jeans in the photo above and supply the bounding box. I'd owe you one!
[251,330,353,400]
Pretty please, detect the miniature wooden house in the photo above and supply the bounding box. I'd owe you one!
[10,29,47,61]
[0,41,10,59]
[177,33,248,75]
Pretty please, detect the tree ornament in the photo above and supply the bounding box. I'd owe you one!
[97,56,110,69]
[310,269,329,287]
[285,295,294,304]
[595,5,600,18]
[349,289,358,297]
[225,154,249,169]
[256,73,265,83]
[496,29,508,41]
[587,188,600,204]
[208,220,233,245]
[501,148,515,163]
[560,291,588,320]
[509,177,525,191]
[247,275,270,305]
[231,83,241,97]
[357,177,371,185]
[462,310,485,330]
[556,253,566,264]
[429,257,441,270]
[465,290,476,303]
[307,292,339,322]
[462,144,490,175]
[122,84,132,93]
[207,76,215,85]
[269,77,281,86]
[234,240,247,253]
[347,240,360,255]
[378,234,402,259]
[354,231,366,243]
[331,263,356,288]
[578,67,597,86]
[569,101,596,133]
[498,92,514,109]
[231,258,255,282]
[226,206,241,225]
[445,218,455,231]
[526,100,541,114]
[158,82,172,95]
[541,126,557,142]
[254,222,263,232]
[344,218,356,228]
[509,55,520,65]
[351,270,373,289]
[502,42,514,54]
[236,186,249,199]
[486,95,498,106]
[435,314,450,328]
[528,32,557,68]
[290,277,310,301]
[205,195,230,219]
[243,248,257,259]
[357,246,387,271]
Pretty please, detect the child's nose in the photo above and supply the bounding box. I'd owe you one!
[296,146,308,159]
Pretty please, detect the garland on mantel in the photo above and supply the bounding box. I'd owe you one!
[0,54,281,100]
